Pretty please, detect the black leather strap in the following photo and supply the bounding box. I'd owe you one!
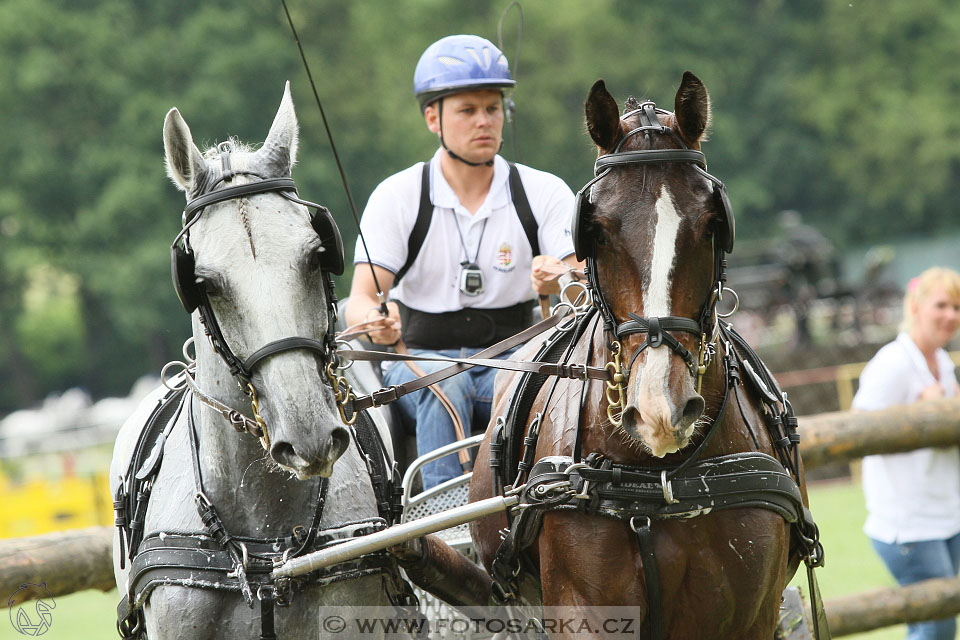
[594,149,706,173]
[242,336,328,373]
[617,313,701,376]
[116,386,188,568]
[182,178,298,227]
[393,159,541,285]
[508,163,540,257]
[349,310,569,412]
[397,299,535,350]
[615,314,700,338]
[395,162,434,285]
[633,518,663,640]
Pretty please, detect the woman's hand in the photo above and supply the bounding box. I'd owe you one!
[919,383,944,401]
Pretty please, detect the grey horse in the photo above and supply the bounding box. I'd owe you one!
[111,84,402,639]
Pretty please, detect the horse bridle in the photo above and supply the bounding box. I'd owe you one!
[574,102,736,418]
[169,143,350,445]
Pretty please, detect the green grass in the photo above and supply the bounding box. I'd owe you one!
[0,480,911,639]
[0,589,118,640]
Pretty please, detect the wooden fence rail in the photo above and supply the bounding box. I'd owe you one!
[798,396,960,469]
[828,576,960,637]
[1,527,113,607]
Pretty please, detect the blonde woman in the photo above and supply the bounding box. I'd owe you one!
[854,266,960,640]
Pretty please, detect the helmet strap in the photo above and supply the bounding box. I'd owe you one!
[437,98,497,168]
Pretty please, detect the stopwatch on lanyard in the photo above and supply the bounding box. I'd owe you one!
[454,216,487,296]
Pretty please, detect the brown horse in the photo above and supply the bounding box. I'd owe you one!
[469,73,826,639]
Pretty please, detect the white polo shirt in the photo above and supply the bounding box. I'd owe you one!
[854,332,960,543]
[354,148,575,313]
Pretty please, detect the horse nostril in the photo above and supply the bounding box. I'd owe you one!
[620,405,639,428]
[328,426,350,461]
[680,396,705,428]
[270,441,308,469]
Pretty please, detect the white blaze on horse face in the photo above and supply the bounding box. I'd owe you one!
[633,185,683,454]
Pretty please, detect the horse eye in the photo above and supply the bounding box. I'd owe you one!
[307,247,325,272]
[196,276,222,298]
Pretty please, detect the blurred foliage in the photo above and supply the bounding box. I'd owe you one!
[1,0,959,413]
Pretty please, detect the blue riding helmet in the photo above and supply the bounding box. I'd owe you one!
[414,35,515,111]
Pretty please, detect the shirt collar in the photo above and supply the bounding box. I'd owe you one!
[896,332,938,384]
[429,148,511,214]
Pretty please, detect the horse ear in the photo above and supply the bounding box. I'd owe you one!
[674,71,711,147]
[585,79,622,152]
[258,81,299,177]
[163,108,207,193]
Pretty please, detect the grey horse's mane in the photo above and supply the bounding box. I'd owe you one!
[202,136,257,159]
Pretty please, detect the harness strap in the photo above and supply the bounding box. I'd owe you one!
[349,309,569,412]
[124,532,396,612]
[503,310,596,491]
[116,386,188,568]
[242,336,328,373]
[339,348,609,381]
[631,517,663,640]
[351,408,404,523]
[259,586,277,640]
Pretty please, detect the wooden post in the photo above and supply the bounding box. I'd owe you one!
[826,577,960,636]
[1,526,115,608]
[798,397,960,469]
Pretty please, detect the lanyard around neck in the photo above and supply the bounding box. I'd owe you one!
[452,213,488,265]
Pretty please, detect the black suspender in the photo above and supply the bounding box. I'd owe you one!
[393,159,540,285]
[508,162,540,257]
[394,160,434,284]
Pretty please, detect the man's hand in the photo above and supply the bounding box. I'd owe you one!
[530,255,570,296]
[364,302,402,346]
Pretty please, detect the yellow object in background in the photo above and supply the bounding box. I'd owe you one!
[0,472,112,538]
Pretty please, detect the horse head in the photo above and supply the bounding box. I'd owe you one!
[580,72,732,457]
[163,83,350,477]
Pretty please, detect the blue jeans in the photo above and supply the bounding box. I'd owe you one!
[383,347,510,490]
[871,534,960,640]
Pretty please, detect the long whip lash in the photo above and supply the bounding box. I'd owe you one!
[497,1,524,161]
[280,0,388,312]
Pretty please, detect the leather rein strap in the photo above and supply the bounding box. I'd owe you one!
[347,309,595,412]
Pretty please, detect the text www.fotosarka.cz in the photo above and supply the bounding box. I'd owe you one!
[318,606,643,637]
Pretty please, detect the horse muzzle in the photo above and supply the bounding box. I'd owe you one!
[270,425,350,478]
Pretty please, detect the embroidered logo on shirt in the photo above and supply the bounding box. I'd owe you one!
[494,243,515,273]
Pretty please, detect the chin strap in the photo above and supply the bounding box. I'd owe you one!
[443,144,497,167]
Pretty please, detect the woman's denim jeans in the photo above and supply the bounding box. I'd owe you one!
[871,534,960,640]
